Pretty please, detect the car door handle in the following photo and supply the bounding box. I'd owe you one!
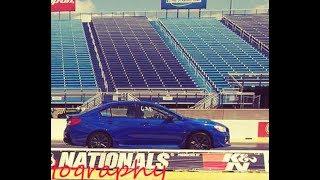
[141,122,149,127]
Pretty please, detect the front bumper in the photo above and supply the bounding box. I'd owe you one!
[213,128,231,148]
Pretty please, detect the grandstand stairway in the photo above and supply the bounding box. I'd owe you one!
[191,93,219,109]
[82,22,107,92]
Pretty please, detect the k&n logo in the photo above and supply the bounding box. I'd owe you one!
[224,153,257,171]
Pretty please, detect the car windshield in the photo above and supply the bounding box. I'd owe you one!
[148,104,184,119]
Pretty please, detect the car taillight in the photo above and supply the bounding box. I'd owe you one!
[68,117,81,126]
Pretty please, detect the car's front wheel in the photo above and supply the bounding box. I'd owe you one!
[87,132,112,148]
[187,132,212,150]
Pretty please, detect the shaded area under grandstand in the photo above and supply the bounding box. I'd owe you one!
[51,140,268,150]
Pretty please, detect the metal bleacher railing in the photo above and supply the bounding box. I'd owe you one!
[51,9,269,21]
[226,72,269,89]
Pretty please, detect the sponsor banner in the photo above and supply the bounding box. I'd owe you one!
[202,153,265,171]
[163,96,173,101]
[51,149,266,172]
[51,96,62,101]
[263,151,269,172]
[258,122,269,137]
[161,0,207,10]
[51,0,76,12]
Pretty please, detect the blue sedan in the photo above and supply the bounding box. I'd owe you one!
[64,101,230,149]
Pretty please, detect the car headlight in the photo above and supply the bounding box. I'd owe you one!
[214,125,227,132]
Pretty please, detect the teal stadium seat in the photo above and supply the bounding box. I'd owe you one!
[51,20,98,93]
[160,18,269,91]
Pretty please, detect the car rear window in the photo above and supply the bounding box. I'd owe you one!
[100,105,136,118]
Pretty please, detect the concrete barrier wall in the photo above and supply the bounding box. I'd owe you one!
[215,120,268,143]
[51,119,67,141]
[51,119,269,143]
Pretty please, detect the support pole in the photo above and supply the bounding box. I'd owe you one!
[229,0,233,15]
[166,9,168,19]
[177,9,179,18]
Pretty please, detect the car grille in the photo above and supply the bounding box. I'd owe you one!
[225,128,230,144]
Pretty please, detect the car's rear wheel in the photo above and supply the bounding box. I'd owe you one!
[187,132,212,150]
[87,132,112,148]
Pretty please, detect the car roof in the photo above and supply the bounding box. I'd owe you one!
[99,101,163,108]
[89,101,181,117]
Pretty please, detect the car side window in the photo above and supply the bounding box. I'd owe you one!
[140,105,170,120]
[100,108,112,117]
[100,105,137,118]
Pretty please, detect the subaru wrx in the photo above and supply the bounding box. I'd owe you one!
[64,101,230,149]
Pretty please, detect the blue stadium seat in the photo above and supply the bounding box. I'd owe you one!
[160,18,269,91]
[89,17,198,91]
[222,14,269,54]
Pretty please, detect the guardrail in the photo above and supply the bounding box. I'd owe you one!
[226,73,269,88]
[51,90,100,105]
[51,89,261,108]
[51,90,213,113]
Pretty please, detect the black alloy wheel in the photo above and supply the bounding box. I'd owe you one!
[87,132,112,148]
[187,132,212,150]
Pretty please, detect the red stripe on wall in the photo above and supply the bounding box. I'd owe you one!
[203,162,227,170]
[202,153,225,162]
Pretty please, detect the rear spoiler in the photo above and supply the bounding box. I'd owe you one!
[65,108,81,119]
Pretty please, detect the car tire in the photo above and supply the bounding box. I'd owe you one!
[187,132,212,150]
[87,132,112,148]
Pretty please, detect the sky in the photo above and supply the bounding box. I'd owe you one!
[75,0,269,13]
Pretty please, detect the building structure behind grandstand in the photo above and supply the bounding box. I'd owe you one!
[51,9,269,112]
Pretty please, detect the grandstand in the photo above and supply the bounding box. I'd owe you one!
[89,16,198,92]
[51,10,269,108]
[221,14,269,56]
[159,18,269,92]
[51,20,99,93]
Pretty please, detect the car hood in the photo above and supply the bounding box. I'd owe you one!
[187,118,227,127]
